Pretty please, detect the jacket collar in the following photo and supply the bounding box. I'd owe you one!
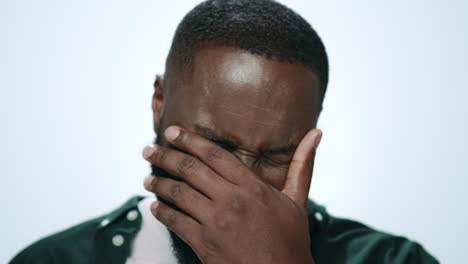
[92,195,328,264]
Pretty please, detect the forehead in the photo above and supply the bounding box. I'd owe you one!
[168,46,321,148]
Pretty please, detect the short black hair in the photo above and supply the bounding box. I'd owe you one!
[166,0,329,101]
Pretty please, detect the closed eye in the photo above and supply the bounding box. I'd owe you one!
[260,155,291,168]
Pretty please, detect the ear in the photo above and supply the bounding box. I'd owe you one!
[152,74,165,132]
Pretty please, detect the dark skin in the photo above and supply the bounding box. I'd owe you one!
[143,46,323,263]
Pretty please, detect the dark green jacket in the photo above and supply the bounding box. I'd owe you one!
[10,196,438,264]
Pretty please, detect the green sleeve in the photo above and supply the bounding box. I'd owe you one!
[380,240,438,264]
[310,212,439,264]
[9,217,100,264]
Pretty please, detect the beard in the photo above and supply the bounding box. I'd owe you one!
[151,122,203,264]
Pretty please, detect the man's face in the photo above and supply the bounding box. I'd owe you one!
[151,46,322,263]
[154,46,321,189]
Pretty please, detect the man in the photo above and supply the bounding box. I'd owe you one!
[10,0,438,263]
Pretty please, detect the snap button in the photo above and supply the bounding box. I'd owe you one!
[112,234,125,247]
[126,209,139,221]
[314,211,323,222]
[100,218,110,227]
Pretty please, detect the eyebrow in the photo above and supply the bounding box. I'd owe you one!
[194,125,297,155]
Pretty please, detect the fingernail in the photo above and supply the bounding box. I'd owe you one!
[164,126,180,142]
[314,132,322,149]
[143,144,157,159]
[151,201,160,213]
[143,175,155,189]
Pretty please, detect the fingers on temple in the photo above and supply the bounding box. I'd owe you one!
[283,129,322,208]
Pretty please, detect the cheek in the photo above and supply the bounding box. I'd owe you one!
[257,165,289,191]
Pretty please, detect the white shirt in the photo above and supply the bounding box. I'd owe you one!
[125,196,178,264]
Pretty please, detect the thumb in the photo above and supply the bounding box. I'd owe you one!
[282,128,322,210]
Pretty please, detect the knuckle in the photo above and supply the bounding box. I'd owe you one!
[165,211,177,228]
[168,183,183,200]
[156,147,169,165]
[292,156,314,172]
[214,216,231,230]
[227,194,247,215]
[200,232,220,253]
[153,204,165,221]
[176,156,199,174]
[177,130,191,146]
[205,147,224,162]
[213,194,246,227]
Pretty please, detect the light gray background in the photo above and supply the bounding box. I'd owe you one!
[1,0,466,263]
